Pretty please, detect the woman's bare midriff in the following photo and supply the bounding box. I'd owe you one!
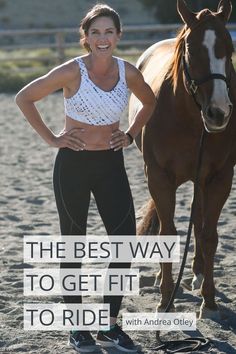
[65,116,120,150]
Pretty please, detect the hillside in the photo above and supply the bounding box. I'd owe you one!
[0,0,156,29]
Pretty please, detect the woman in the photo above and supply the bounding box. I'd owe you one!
[16,3,155,353]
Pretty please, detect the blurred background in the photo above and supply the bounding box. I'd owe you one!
[0,0,235,93]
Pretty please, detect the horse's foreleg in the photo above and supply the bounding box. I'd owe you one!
[147,166,177,310]
[192,187,204,290]
[200,166,233,318]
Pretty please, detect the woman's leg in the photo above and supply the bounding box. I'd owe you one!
[92,150,136,318]
[53,148,91,304]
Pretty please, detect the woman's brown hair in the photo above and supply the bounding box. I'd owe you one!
[79,3,122,52]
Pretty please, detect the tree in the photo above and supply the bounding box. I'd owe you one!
[138,0,236,23]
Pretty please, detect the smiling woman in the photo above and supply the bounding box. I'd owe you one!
[15,2,156,353]
[80,4,122,54]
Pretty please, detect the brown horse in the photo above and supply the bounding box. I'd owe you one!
[129,0,236,319]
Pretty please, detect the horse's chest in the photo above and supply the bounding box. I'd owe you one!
[147,138,230,185]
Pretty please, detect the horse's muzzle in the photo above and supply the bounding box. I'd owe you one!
[202,104,233,133]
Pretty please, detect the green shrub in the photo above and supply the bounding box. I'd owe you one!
[0,0,6,9]
[0,69,48,93]
[1,16,10,24]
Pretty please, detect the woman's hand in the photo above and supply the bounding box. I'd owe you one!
[110,129,132,151]
[51,128,86,151]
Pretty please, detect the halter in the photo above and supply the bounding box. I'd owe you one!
[182,53,231,96]
[180,13,233,98]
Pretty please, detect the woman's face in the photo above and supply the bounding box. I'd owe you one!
[85,16,121,55]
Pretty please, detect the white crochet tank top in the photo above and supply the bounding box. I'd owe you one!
[64,57,129,125]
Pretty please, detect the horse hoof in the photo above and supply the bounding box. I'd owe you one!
[192,273,204,290]
[199,304,221,320]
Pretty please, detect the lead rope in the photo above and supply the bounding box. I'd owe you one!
[150,128,212,353]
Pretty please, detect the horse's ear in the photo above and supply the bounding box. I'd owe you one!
[217,0,232,23]
[177,0,196,27]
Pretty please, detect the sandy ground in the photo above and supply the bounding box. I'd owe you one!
[0,93,236,353]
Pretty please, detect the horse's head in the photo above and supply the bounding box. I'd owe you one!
[177,0,234,133]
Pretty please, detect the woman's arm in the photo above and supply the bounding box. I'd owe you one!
[15,61,85,151]
[110,62,156,150]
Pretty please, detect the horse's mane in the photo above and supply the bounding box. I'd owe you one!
[167,9,218,93]
[167,26,188,92]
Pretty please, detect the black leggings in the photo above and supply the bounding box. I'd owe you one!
[53,148,136,317]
